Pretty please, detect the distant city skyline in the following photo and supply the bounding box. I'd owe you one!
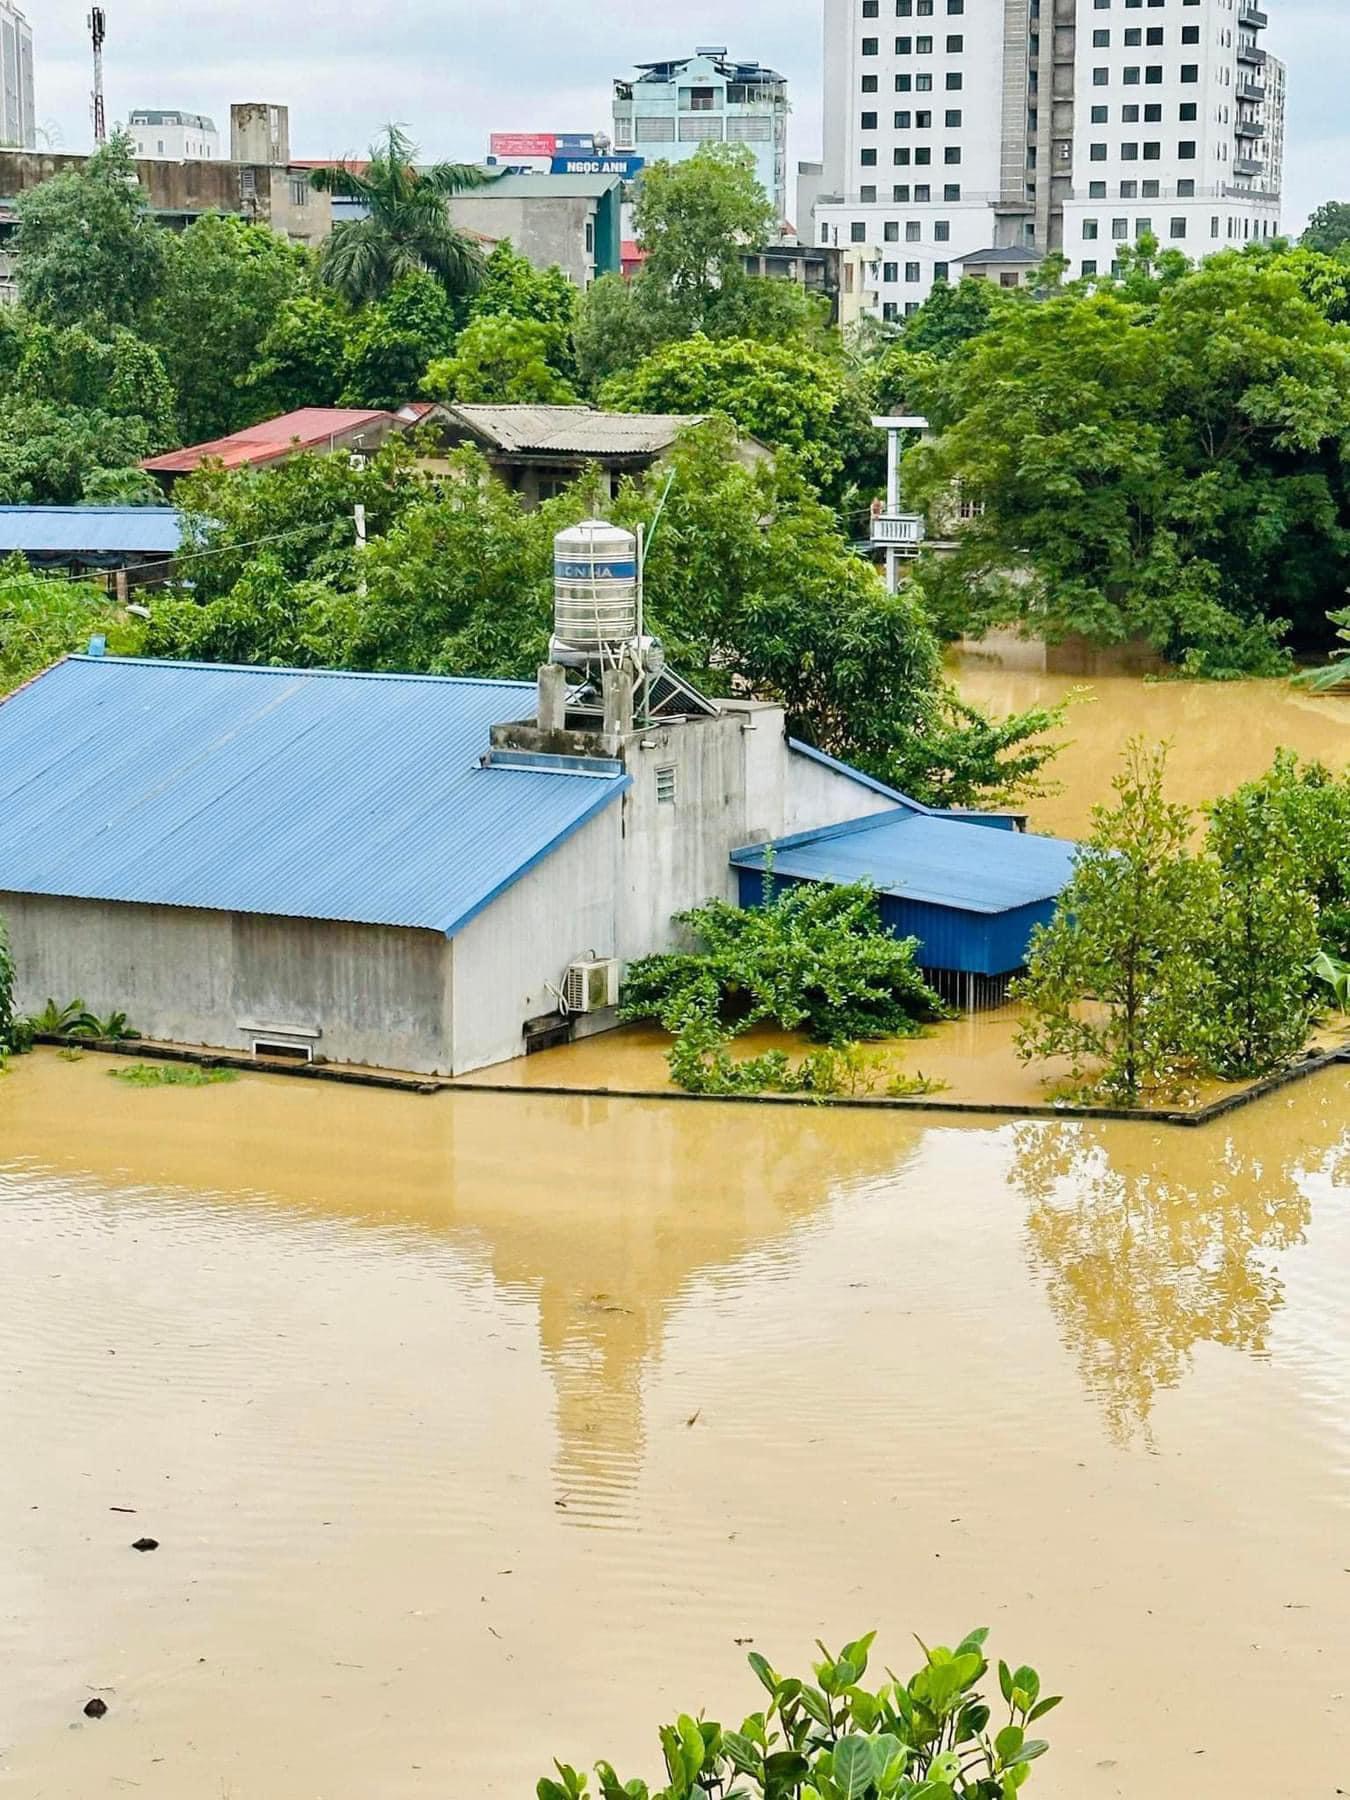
[24,0,1343,230]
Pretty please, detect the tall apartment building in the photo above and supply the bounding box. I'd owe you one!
[816,0,1285,319]
[127,110,221,161]
[0,0,35,150]
[613,49,789,222]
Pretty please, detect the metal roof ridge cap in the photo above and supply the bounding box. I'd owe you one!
[63,655,536,690]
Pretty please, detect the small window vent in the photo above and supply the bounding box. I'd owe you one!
[656,764,679,805]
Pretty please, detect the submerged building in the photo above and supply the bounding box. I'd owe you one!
[0,523,1077,1076]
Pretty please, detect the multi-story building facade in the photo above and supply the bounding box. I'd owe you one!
[0,0,35,150]
[816,0,1285,319]
[127,110,220,161]
[613,48,789,221]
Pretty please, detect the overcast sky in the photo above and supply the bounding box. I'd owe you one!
[30,0,1344,231]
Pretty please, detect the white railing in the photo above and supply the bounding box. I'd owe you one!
[871,513,926,548]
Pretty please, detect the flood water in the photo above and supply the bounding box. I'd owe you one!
[952,662,1347,835]
[1,1050,1347,1799]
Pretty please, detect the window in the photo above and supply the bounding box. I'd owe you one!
[1083,219,1099,239]
[862,36,879,54]
[850,221,867,242]
[656,766,678,806]
[1082,258,1098,276]
[861,111,878,129]
[884,220,900,241]
[905,261,921,281]
[1169,217,1187,238]
[883,261,899,282]
[933,260,949,280]
[1178,140,1196,159]
[906,221,921,240]
[934,219,950,241]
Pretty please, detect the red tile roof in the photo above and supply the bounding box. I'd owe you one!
[142,408,395,476]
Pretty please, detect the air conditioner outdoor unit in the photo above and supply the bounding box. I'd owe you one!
[564,957,621,1015]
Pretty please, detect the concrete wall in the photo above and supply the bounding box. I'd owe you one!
[2,894,454,1076]
[446,192,598,287]
[450,804,622,1076]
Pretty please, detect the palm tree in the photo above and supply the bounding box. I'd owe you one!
[310,124,492,305]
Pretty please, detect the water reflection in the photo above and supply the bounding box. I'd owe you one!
[1012,1110,1349,1441]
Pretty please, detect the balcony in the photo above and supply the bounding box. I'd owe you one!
[1236,41,1267,66]
[1232,155,1265,178]
[871,512,927,554]
[1238,2,1269,25]
[1236,76,1266,102]
[1234,118,1265,140]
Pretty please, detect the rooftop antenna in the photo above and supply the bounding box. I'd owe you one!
[88,8,107,147]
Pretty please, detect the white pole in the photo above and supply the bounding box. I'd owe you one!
[885,427,900,595]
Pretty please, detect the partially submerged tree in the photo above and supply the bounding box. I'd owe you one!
[310,124,490,305]
[1015,743,1214,1104]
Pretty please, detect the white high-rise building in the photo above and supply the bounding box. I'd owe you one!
[0,0,35,150]
[816,0,1285,319]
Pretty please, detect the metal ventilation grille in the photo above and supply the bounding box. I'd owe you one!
[656,765,678,805]
[563,965,588,1013]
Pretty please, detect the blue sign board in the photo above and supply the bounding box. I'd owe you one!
[554,133,598,153]
[549,155,645,179]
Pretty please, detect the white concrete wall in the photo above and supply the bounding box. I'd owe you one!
[2,894,455,1076]
[450,803,622,1076]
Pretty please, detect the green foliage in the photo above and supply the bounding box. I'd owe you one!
[1203,785,1320,1078]
[1017,745,1348,1102]
[1311,950,1350,1011]
[13,320,177,448]
[109,1062,238,1087]
[0,914,20,1059]
[903,254,1350,667]
[601,334,851,494]
[0,556,145,695]
[427,315,579,404]
[1015,743,1215,1104]
[310,124,489,305]
[1301,201,1350,257]
[0,398,153,505]
[152,213,308,442]
[622,880,945,1094]
[338,271,461,407]
[1294,606,1350,692]
[573,272,665,392]
[470,240,578,343]
[246,292,352,415]
[631,143,776,333]
[14,135,167,331]
[23,998,139,1041]
[539,1631,1059,1799]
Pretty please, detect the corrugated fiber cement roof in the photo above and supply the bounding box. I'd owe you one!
[733,811,1079,915]
[0,658,627,936]
[0,505,183,555]
[445,404,702,457]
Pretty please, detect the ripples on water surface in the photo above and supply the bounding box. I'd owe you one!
[0,1052,1346,1798]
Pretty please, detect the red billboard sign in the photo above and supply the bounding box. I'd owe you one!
[489,133,559,158]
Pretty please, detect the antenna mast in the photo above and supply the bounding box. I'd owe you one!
[88,9,107,146]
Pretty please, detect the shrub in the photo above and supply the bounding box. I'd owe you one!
[538,1630,1059,1800]
[622,881,945,1095]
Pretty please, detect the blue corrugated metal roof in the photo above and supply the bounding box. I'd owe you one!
[0,658,628,936]
[732,810,1079,915]
[0,506,183,556]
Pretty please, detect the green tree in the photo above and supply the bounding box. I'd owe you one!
[426,315,578,404]
[0,398,151,504]
[1203,784,1320,1079]
[339,271,460,407]
[245,293,351,415]
[1015,742,1214,1104]
[573,272,664,392]
[631,143,776,333]
[152,213,308,442]
[904,254,1350,668]
[13,134,166,330]
[1226,752,1350,957]
[13,321,176,449]
[469,240,578,339]
[601,333,852,493]
[310,124,490,305]
[1302,201,1350,257]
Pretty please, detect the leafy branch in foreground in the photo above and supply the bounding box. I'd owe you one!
[539,1630,1060,1800]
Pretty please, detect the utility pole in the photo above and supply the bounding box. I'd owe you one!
[869,415,929,595]
[88,8,107,146]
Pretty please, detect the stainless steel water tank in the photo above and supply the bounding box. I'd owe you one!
[552,521,639,666]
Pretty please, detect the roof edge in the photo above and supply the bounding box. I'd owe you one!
[442,772,631,939]
[64,654,536,691]
[786,739,931,813]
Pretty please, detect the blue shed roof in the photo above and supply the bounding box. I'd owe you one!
[732,810,1079,915]
[0,657,628,936]
[0,506,183,556]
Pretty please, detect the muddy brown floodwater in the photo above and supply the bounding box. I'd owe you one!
[1,1047,1347,1800]
[951,660,1347,835]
